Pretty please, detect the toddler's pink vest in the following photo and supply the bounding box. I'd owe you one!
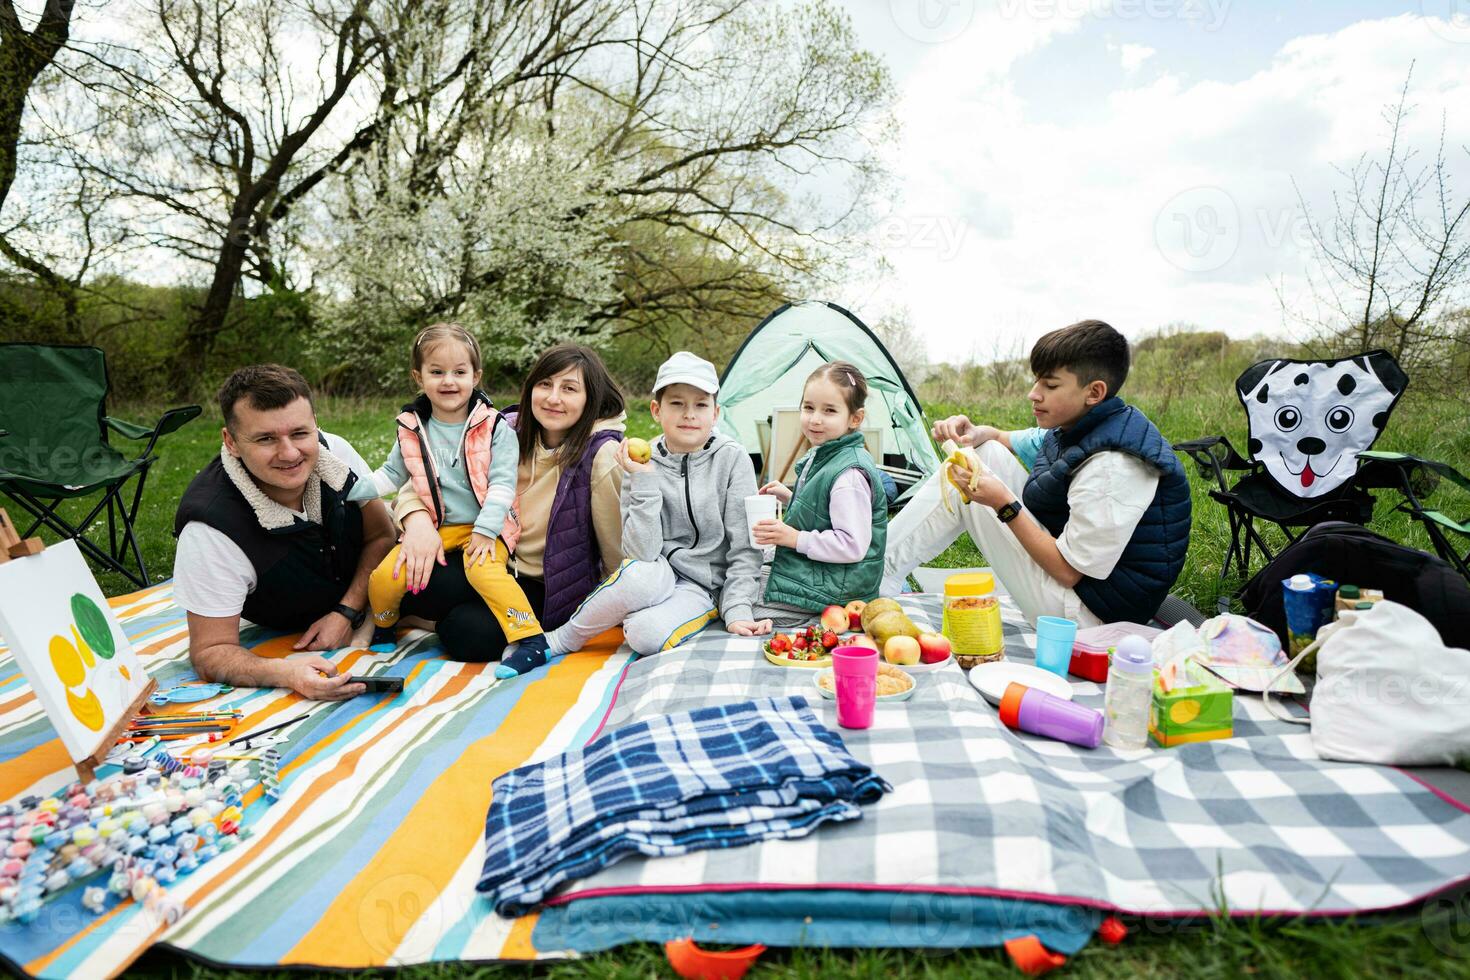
[395,394,521,551]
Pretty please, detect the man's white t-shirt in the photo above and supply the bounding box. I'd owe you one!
[172,433,375,619]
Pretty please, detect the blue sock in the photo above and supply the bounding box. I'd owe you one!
[494,633,558,678]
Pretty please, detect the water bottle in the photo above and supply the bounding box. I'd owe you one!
[1102,636,1154,750]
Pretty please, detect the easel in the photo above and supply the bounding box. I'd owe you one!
[0,506,157,781]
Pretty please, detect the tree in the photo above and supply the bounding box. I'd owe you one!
[1290,66,1470,389]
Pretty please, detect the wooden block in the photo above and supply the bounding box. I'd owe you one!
[8,538,44,558]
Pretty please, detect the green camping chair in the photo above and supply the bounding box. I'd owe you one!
[1358,450,1470,582]
[0,344,201,587]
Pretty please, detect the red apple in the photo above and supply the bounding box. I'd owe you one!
[883,635,921,666]
[846,634,879,651]
[820,605,849,633]
[917,631,952,664]
[845,600,867,631]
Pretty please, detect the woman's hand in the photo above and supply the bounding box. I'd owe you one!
[394,512,446,593]
[758,481,792,504]
[726,619,773,637]
[752,518,799,549]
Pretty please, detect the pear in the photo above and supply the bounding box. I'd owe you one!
[868,609,920,648]
[860,597,903,634]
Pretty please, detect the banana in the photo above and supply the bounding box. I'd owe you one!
[939,439,986,514]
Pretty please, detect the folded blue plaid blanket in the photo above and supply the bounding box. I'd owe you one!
[477,696,890,915]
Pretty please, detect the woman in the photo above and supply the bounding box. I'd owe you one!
[395,343,627,660]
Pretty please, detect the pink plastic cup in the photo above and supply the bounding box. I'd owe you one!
[831,645,879,729]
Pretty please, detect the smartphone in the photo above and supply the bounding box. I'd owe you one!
[347,675,404,694]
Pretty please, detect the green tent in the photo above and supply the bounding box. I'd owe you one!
[717,301,939,506]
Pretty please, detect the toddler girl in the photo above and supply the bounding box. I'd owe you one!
[351,323,545,657]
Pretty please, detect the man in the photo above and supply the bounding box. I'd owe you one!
[172,365,396,699]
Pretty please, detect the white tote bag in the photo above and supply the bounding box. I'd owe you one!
[1264,601,1470,765]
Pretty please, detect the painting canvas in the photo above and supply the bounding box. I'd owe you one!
[0,539,150,761]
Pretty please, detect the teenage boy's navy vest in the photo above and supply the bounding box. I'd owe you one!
[1021,397,1191,624]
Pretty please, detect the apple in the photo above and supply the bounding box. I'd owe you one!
[820,605,849,633]
[883,635,921,666]
[846,634,879,651]
[845,600,866,631]
[626,437,652,463]
[769,634,791,654]
[917,631,952,664]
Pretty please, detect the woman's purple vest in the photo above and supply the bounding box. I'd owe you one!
[503,409,622,630]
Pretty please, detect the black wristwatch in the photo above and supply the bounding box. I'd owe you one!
[334,603,367,629]
[995,500,1022,524]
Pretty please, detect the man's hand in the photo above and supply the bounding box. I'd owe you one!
[727,619,773,636]
[464,531,497,567]
[286,656,366,701]
[932,414,978,446]
[295,609,353,651]
[395,512,446,593]
[752,518,799,549]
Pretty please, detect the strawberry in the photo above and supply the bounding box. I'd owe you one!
[792,635,808,651]
[820,630,839,649]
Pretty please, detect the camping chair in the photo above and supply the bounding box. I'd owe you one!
[1172,350,1409,582]
[0,344,201,587]
[1357,450,1470,582]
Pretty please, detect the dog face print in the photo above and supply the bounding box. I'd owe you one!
[1236,351,1407,498]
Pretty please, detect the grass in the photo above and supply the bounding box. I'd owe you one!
[15,389,1470,979]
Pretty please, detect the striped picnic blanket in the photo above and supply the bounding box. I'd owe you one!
[0,582,634,977]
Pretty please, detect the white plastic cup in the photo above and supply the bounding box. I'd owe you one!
[744,494,781,549]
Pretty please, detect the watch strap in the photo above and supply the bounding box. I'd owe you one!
[334,603,366,628]
[995,500,1022,524]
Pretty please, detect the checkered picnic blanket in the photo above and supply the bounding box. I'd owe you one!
[542,593,1470,918]
[479,696,890,915]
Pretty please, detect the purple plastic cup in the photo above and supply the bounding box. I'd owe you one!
[831,645,879,729]
[999,682,1103,749]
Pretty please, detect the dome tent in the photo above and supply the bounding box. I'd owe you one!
[716,301,939,507]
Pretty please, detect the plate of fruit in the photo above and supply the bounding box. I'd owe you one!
[763,625,840,667]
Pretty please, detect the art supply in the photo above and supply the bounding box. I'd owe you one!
[941,572,1004,667]
[1282,573,1336,673]
[226,714,306,747]
[830,645,879,730]
[260,748,282,801]
[1032,616,1077,677]
[998,682,1103,749]
[743,494,780,549]
[1102,637,1154,750]
[150,682,234,705]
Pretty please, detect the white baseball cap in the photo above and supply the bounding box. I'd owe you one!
[653,351,720,395]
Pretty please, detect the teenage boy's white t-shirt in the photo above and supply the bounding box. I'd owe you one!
[172,434,374,619]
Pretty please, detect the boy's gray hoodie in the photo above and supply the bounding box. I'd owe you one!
[621,431,762,624]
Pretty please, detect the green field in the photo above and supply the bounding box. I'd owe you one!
[16,389,1470,978]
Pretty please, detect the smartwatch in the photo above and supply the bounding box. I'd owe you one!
[995,500,1022,524]
[334,603,367,629]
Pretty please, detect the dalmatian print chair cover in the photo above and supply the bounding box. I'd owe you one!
[1236,349,1408,499]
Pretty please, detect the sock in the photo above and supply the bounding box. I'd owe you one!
[369,626,397,652]
[494,633,559,678]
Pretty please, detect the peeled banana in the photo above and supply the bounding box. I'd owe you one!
[939,439,986,514]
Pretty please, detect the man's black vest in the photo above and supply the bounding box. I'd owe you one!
[174,448,363,630]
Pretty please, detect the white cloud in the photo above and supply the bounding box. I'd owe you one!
[1112,42,1156,73]
[842,12,1470,364]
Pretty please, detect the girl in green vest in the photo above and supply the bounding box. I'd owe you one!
[752,362,889,625]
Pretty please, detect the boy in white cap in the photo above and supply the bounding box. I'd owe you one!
[495,351,770,675]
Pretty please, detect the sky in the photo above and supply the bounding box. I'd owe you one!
[831,1,1470,363]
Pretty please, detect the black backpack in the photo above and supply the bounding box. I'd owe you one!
[1240,522,1470,649]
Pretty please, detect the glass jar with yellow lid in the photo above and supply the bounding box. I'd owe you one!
[942,572,1005,667]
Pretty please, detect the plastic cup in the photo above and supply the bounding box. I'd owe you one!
[830,645,879,729]
[744,494,780,549]
[1033,616,1078,677]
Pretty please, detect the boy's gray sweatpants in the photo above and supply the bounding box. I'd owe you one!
[546,558,719,657]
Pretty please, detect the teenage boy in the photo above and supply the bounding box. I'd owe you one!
[885,320,1191,626]
[495,351,770,676]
